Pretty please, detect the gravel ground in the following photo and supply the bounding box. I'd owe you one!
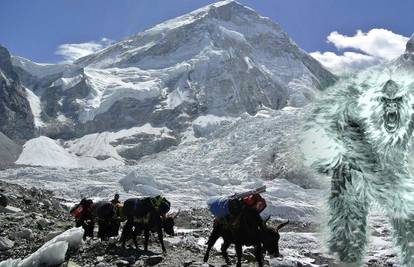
[0,181,400,267]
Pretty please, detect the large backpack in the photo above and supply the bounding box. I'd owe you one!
[70,204,83,218]
[243,193,267,213]
[207,197,230,218]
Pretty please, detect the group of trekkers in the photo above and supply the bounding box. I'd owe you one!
[69,186,288,267]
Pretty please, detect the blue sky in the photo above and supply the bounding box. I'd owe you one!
[1,0,413,73]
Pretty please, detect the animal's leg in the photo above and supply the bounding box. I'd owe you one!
[120,218,133,247]
[132,226,139,249]
[235,243,243,267]
[156,227,167,253]
[385,177,414,267]
[254,244,263,267]
[77,220,87,240]
[220,240,231,265]
[85,221,94,238]
[328,162,368,264]
[98,220,105,240]
[144,228,150,251]
[389,217,414,266]
[203,226,221,263]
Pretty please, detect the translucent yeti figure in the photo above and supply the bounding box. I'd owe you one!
[304,70,414,266]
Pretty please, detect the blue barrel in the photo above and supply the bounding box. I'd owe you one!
[207,197,230,218]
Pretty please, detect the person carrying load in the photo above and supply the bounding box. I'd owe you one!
[111,193,121,206]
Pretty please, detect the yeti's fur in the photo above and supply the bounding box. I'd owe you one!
[306,70,414,266]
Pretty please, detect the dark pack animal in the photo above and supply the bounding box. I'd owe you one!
[70,198,94,240]
[0,193,8,207]
[70,199,120,240]
[92,201,120,240]
[120,197,175,252]
[203,206,288,267]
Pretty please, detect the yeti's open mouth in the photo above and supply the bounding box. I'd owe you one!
[384,110,399,132]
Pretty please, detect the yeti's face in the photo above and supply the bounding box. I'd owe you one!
[379,80,407,135]
[381,96,402,133]
[360,78,414,150]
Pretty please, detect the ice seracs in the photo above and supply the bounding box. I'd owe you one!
[16,136,123,168]
[15,124,177,167]
[11,56,71,79]
[65,123,176,163]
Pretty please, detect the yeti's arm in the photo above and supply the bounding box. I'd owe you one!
[310,86,365,192]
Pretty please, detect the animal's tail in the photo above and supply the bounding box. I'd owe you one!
[276,220,289,231]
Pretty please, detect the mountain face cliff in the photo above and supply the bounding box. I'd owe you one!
[367,33,414,74]
[3,1,339,165]
[12,1,336,140]
[0,45,34,141]
[406,34,414,54]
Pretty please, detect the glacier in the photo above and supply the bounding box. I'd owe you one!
[2,108,325,224]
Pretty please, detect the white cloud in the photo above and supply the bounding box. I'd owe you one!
[327,29,408,60]
[55,38,114,63]
[310,51,381,74]
[311,29,409,75]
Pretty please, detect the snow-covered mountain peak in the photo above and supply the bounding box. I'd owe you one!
[74,0,290,69]
[386,33,414,72]
[406,34,414,54]
[145,0,253,32]
[147,0,274,32]
[5,1,336,155]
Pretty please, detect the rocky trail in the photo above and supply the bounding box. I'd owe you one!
[0,181,400,267]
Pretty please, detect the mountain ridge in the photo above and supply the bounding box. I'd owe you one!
[6,0,337,165]
[0,45,34,141]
